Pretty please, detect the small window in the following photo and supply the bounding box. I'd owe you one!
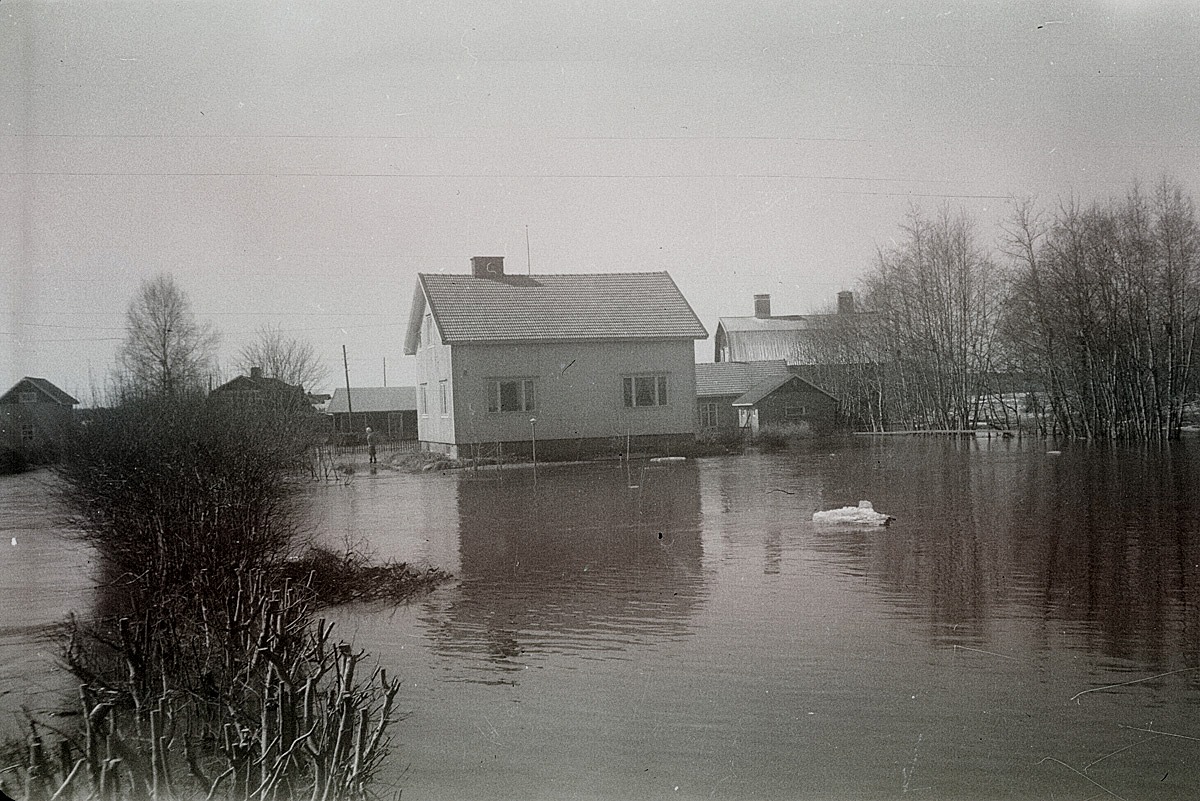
[418,383,428,416]
[489,379,535,412]
[421,314,433,349]
[784,403,806,420]
[699,402,719,429]
[20,424,36,444]
[439,380,449,415]
[623,375,668,407]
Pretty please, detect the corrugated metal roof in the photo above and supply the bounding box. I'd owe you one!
[328,386,417,414]
[719,326,814,363]
[717,315,817,332]
[695,360,789,397]
[419,272,708,343]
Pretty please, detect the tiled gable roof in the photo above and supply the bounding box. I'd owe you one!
[416,272,707,344]
[695,360,789,397]
[732,374,839,406]
[212,374,304,396]
[327,387,417,414]
[1,377,78,406]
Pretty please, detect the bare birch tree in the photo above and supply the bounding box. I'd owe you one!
[1002,177,1200,439]
[858,206,1004,430]
[116,273,218,399]
[237,323,327,391]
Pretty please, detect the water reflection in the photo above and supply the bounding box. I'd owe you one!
[420,461,706,679]
[802,438,1200,668]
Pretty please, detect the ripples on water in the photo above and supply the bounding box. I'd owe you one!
[0,471,94,722]
[4,438,1199,799]
[308,438,1200,801]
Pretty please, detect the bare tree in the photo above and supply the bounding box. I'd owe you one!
[237,323,326,391]
[855,206,1005,430]
[116,273,219,399]
[1001,177,1200,439]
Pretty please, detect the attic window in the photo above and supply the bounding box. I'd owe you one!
[18,391,37,404]
[422,314,433,348]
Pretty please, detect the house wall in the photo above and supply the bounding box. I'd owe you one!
[413,313,457,447]
[417,339,697,456]
[333,410,418,440]
[755,381,838,433]
[0,394,73,454]
[696,394,743,433]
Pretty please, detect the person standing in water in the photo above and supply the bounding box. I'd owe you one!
[366,427,377,464]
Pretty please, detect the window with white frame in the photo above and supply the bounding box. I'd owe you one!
[488,378,535,412]
[439,380,448,415]
[623,375,668,407]
[699,402,719,429]
[418,383,428,416]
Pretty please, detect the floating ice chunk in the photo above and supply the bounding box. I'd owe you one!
[812,500,894,527]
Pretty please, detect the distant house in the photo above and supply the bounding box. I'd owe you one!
[209,367,309,412]
[403,256,708,460]
[714,291,857,365]
[0,377,78,456]
[732,373,839,437]
[327,387,417,441]
[696,360,838,437]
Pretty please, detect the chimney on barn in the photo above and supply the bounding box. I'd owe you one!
[837,291,855,315]
[471,256,505,279]
[753,294,772,319]
[250,366,263,380]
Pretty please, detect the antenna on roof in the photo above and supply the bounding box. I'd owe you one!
[525,225,532,276]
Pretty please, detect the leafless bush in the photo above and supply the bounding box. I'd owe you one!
[4,397,417,801]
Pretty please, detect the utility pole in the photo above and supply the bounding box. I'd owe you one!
[342,345,354,433]
[383,356,388,387]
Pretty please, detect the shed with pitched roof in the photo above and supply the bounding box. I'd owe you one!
[327,386,418,440]
[1,376,78,459]
[695,361,838,437]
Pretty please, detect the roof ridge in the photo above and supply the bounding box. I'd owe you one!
[418,270,671,278]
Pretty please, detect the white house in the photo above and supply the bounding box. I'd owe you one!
[403,256,708,460]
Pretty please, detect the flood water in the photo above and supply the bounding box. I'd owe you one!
[4,437,1199,800]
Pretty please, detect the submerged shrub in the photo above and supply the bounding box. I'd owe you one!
[0,445,29,474]
[19,396,418,801]
[752,424,811,453]
[57,396,312,597]
[693,428,745,456]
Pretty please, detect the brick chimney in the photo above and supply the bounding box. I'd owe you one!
[250,366,263,380]
[471,256,505,278]
[837,291,855,315]
[753,294,771,319]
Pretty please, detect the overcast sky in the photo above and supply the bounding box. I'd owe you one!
[4,1,1199,399]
